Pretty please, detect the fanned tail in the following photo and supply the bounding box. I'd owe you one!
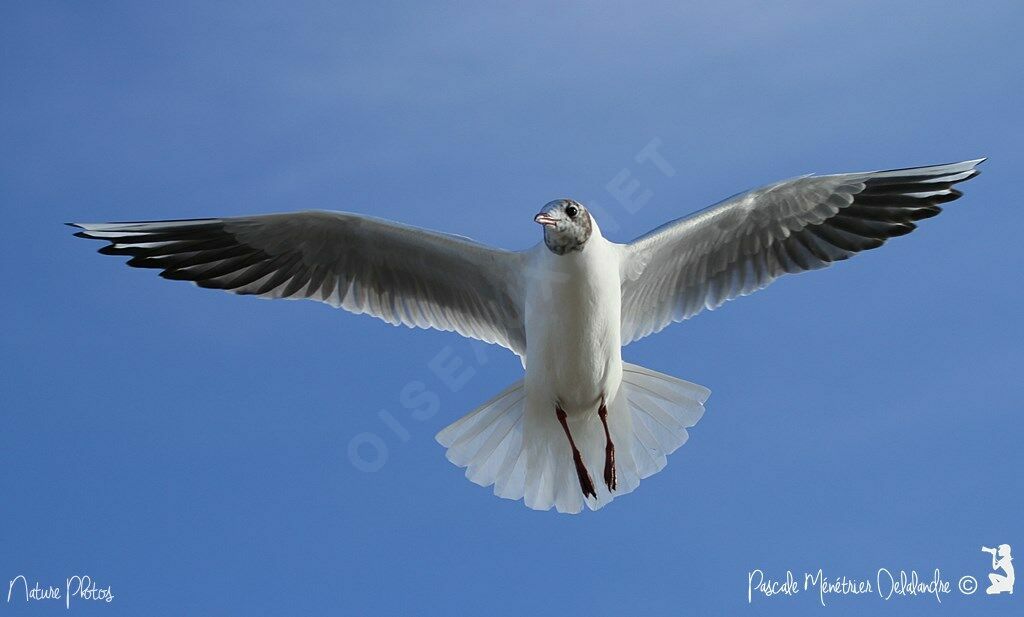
[617,363,709,479]
[435,380,529,500]
[436,363,710,514]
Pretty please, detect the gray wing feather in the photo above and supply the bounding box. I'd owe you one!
[620,159,984,346]
[72,210,527,354]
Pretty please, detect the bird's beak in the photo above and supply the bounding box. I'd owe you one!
[534,213,559,227]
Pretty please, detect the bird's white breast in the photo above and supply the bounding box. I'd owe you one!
[523,236,623,416]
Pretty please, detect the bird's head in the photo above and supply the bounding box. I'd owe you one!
[534,199,593,255]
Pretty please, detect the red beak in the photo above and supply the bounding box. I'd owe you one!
[534,213,558,227]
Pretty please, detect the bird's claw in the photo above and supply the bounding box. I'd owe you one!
[603,444,617,492]
[574,451,598,499]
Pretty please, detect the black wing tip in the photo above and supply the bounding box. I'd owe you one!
[158,269,195,281]
[70,217,220,225]
[873,157,987,178]
[68,217,225,237]
[939,188,965,202]
[888,222,918,237]
[70,224,103,240]
[897,156,983,173]
[97,245,126,256]
[69,224,97,240]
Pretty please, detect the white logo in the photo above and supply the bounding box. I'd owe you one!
[981,544,1014,595]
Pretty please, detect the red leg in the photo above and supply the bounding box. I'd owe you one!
[599,401,616,492]
[556,406,597,499]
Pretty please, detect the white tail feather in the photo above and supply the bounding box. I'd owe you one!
[436,363,710,514]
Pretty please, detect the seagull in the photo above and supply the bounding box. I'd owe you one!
[71,158,983,513]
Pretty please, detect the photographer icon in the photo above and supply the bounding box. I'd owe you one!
[981,544,1014,595]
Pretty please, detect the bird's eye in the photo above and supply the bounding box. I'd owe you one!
[565,205,579,218]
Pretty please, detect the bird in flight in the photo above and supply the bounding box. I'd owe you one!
[72,158,983,513]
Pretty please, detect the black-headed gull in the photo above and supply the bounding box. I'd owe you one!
[71,158,983,513]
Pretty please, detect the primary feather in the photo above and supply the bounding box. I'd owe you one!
[70,211,527,355]
[620,159,984,345]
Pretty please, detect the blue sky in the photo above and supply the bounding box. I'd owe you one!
[2,1,1022,615]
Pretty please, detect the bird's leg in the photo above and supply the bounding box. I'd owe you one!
[599,399,616,492]
[556,405,597,499]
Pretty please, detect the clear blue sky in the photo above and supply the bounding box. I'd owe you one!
[2,2,1021,615]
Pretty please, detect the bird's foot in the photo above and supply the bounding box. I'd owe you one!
[598,400,616,492]
[603,442,617,492]
[573,451,598,499]
[556,405,597,499]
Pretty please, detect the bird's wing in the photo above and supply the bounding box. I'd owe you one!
[619,159,984,346]
[71,210,528,355]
